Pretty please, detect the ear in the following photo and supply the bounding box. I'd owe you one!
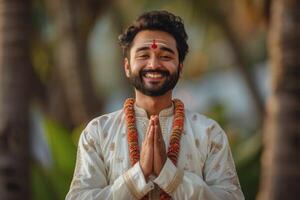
[124,58,130,78]
[179,63,183,78]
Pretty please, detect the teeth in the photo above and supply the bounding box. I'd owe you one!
[145,73,163,78]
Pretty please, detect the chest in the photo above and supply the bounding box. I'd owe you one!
[101,120,206,184]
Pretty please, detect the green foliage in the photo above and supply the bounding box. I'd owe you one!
[234,132,261,168]
[205,102,227,128]
[238,157,261,200]
[71,124,85,146]
[31,118,80,200]
[235,132,261,200]
[31,163,56,200]
[43,118,77,175]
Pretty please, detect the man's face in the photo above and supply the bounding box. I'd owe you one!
[124,30,182,97]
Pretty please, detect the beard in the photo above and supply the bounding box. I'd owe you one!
[128,66,180,97]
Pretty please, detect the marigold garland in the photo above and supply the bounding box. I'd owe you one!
[124,98,185,200]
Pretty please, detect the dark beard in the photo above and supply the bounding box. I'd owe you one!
[128,67,180,97]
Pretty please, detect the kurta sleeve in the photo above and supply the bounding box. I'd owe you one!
[65,120,154,200]
[153,121,244,200]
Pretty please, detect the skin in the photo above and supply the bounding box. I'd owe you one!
[124,30,183,178]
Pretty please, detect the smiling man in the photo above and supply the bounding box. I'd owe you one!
[66,10,244,200]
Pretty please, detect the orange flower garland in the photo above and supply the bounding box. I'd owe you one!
[124,98,185,200]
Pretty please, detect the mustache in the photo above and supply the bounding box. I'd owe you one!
[140,69,169,76]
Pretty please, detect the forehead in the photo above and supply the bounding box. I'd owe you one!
[131,30,177,51]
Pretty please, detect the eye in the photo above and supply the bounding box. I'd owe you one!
[136,54,149,59]
[160,55,172,60]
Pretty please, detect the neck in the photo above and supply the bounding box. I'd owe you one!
[135,90,173,117]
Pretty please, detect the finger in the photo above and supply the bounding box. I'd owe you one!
[153,115,159,125]
[154,124,162,144]
[154,116,162,135]
[148,124,154,145]
[144,117,154,142]
[153,116,162,134]
[145,119,152,138]
[154,124,158,143]
[155,116,162,132]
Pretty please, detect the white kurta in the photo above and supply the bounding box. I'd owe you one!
[66,103,244,200]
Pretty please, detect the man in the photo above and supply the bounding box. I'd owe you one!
[66,10,244,200]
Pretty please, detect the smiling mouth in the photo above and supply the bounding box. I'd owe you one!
[144,72,163,78]
[141,70,169,79]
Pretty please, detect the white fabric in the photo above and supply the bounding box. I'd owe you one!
[66,103,244,200]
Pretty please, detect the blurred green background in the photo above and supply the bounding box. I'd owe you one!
[2,0,271,199]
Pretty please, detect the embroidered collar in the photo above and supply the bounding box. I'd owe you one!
[134,103,174,118]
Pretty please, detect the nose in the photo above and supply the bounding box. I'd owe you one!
[147,55,161,69]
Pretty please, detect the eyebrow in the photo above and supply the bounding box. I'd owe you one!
[136,46,150,53]
[135,46,176,55]
[160,46,175,55]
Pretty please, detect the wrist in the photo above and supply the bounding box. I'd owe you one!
[140,163,151,178]
[154,157,167,175]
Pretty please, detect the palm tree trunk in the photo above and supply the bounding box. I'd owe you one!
[257,0,300,199]
[46,0,103,127]
[0,0,32,199]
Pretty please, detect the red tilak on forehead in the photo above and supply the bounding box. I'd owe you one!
[151,39,157,49]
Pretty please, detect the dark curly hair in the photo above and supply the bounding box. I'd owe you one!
[118,10,189,63]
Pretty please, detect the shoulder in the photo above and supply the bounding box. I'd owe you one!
[87,109,124,129]
[185,109,216,128]
[184,109,226,139]
[184,109,231,155]
[81,109,124,140]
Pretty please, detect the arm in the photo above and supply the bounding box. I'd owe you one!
[65,120,154,200]
[153,122,244,200]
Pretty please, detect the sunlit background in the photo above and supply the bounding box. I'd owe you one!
[1,0,276,199]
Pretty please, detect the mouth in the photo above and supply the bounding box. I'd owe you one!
[141,70,169,80]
